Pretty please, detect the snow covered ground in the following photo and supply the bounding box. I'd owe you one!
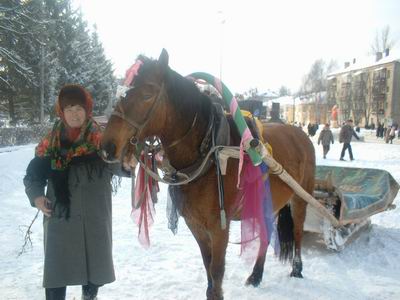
[1,135,400,300]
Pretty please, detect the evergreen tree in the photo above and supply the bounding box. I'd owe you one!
[87,28,116,115]
[1,0,117,124]
[0,0,37,124]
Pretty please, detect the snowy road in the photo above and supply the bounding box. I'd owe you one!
[1,138,400,300]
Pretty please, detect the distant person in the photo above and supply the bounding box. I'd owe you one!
[377,122,385,138]
[384,126,391,143]
[307,123,316,137]
[339,119,360,161]
[380,123,385,138]
[376,122,381,138]
[317,123,334,159]
[370,122,375,130]
[388,126,396,144]
[313,123,319,134]
[307,123,312,136]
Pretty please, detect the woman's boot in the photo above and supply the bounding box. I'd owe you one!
[45,287,66,300]
[82,282,99,300]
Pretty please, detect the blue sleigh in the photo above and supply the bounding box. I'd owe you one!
[304,165,399,250]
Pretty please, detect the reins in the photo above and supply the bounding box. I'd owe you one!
[164,112,198,149]
[133,144,241,186]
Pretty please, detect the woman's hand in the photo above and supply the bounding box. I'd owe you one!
[34,196,52,217]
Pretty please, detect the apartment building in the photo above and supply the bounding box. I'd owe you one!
[327,50,400,127]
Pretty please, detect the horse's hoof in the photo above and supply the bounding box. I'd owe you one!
[207,294,224,300]
[290,271,303,278]
[206,288,224,300]
[245,274,262,287]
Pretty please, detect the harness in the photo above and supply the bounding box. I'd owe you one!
[112,81,235,229]
[131,104,232,186]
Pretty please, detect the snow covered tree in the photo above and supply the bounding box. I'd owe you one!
[1,0,117,124]
[0,0,37,124]
[87,28,116,115]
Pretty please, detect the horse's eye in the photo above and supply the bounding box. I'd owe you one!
[142,94,154,101]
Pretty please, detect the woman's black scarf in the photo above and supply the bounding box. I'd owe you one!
[35,119,103,218]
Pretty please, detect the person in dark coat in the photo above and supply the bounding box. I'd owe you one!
[307,122,317,137]
[388,125,396,144]
[307,123,313,136]
[317,123,334,159]
[370,122,375,130]
[24,85,130,300]
[339,119,360,161]
[376,122,381,138]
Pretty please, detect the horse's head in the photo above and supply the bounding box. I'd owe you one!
[101,49,170,162]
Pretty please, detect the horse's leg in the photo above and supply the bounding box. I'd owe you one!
[185,222,213,298]
[208,228,229,300]
[245,245,267,287]
[289,195,307,278]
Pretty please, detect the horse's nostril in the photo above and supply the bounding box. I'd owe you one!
[102,142,117,160]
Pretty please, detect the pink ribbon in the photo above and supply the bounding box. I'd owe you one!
[124,60,143,86]
[239,156,269,261]
[131,154,155,248]
[237,127,252,188]
[230,97,238,115]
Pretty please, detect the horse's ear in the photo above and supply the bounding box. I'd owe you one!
[158,48,169,71]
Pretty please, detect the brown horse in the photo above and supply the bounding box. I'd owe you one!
[101,49,315,300]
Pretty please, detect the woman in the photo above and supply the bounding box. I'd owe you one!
[24,84,129,300]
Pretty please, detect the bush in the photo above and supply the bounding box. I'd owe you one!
[0,125,51,147]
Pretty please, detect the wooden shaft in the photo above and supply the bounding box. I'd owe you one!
[259,146,341,227]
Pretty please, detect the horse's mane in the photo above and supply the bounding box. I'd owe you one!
[134,55,213,120]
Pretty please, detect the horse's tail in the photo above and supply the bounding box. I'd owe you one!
[277,204,294,262]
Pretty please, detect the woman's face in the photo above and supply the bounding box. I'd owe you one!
[63,105,86,128]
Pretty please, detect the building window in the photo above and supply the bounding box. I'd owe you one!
[387,70,391,79]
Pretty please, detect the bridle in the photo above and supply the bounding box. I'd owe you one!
[111,81,198,150]
[111,82,165,145]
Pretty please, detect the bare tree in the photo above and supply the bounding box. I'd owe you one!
[279,85,291,97]
[326,59,339,74]
[370,25,396,55]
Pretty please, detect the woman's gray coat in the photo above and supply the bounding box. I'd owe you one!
[24,158,127,288]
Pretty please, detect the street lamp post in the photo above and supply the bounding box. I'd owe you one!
[217,10,225,82]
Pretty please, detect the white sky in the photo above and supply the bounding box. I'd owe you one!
[72,0,400,94]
